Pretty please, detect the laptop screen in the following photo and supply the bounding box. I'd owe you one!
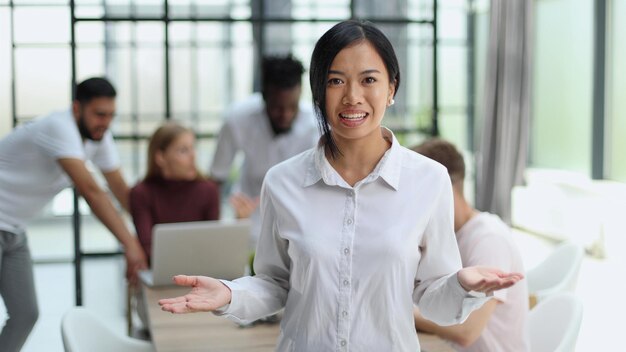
[145,220,251,286]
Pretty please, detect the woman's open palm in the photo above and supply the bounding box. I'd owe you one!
[158,275,232,313]
[457,266,524,294]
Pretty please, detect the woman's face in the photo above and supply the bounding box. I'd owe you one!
[157,131,198,181]
[325,40,395,144]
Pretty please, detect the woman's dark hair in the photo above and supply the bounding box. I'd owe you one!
[74,77,117,104]
[309,20,401,158]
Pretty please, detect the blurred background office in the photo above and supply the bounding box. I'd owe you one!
[0,0,624,351]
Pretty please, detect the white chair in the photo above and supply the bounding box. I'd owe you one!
[526,241,584,307]
[61,307,154,352]
[528,292,583,352]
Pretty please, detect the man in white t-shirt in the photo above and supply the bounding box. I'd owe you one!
[0,77,147,351]
[411,139,529,352]
[209,55,318,245]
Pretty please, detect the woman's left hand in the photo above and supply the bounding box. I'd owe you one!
[457,266,524,294]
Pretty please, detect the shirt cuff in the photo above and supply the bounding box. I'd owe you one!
[212,279,237,315]
[212,279,254,326]
[448,274,494,323]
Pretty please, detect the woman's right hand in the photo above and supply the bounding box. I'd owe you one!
[158,275,232,313]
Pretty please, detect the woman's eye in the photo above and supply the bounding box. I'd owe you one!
[364,77,376,84]
[327,78,342,86]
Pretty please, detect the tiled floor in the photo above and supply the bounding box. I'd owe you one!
[6,217,624,351]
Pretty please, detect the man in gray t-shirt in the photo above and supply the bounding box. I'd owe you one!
[0,77,147,352]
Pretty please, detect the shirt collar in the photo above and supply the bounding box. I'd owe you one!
[303,127,402,191]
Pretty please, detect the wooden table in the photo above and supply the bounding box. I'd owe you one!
[145,286,453,352]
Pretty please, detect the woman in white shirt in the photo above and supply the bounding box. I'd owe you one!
[159,20,523,351]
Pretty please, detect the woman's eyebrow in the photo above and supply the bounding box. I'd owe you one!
[328,69,382,75]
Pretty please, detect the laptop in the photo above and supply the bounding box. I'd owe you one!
[139,220,251,287]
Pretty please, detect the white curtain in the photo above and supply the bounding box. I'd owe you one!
[475,0,533,223]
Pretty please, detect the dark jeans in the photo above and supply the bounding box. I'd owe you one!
[0,229,39,352]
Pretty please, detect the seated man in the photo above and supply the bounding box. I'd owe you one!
[411,138,529,352]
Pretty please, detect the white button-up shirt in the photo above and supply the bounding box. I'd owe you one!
[221,128,489,351]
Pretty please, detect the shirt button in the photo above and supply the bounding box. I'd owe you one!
[341,340,347,347]
[347,219,353,225]
[343,280,349,286]
[342,310,348,317]
[343,248,349,255]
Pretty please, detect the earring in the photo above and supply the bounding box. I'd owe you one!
[388,99,395,106]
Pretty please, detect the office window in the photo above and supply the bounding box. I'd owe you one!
[14,0,65,4]
[291,0,350,19]
[117,139,147,183]
[439,112,467,148]
[14,8,70,43]
[607,0,626,181]
[170,22,254,133]
[169,0,241,19]
[439,46,467,109]
[13,7,71,121]
[74,1,105,19]
[354,0,414,19]
[99,22,166,139]
[75,23,107,78]
[15,48,72,119]
[74,0,164,18]
[531,0,593,175]
[436,1,470,148]
[406,0,434,19]
[2,0,473,260]
[405,36,432,132]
